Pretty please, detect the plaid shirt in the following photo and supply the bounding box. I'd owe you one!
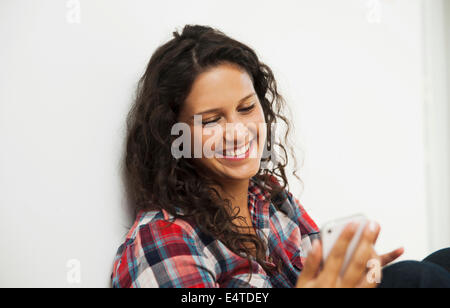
[111,177,320,288]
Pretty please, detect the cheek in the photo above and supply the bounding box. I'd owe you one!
[191,125,222,156]
[202,126,223,152]
[252,104,266,140]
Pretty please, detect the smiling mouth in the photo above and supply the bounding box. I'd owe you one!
[217,138,256,160]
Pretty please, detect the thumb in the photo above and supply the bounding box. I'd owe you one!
[380,247,404,266]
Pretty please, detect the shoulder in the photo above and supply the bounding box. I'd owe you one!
[122,208,211,247]
[111,209,216,288]
[283,190,320,236]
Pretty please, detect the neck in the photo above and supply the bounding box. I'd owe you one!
[215,177,250,214]
[214,177,257,239]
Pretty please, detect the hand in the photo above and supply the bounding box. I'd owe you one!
[355,228,404,287]
[296,221,403,288]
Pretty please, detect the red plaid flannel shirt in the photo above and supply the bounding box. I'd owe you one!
[111,176,320,287]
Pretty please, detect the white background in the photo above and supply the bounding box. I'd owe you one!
[1,0,449,287]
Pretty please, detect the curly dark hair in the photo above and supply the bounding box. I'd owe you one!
[123,24,302,281]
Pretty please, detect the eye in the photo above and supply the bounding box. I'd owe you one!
[238,104,256,113]
[202,117,220,126]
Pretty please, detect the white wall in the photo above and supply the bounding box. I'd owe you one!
[0,0,447,287]
[279,0,431,262]
[422,0,450,255]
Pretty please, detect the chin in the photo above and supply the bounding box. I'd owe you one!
[214,161,260,182]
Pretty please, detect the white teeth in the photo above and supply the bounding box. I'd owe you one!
[226,142,250,157]
[226,149,235,157]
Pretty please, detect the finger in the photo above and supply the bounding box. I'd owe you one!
[341,242,373,287]
[296,240,322,287]
[357,255,382,288]
[340,222,380,287]
[373,224,381,243]
[356,272,380,288]
[380,247,404,266]
[366,221,380,245]
[320,222,358,284]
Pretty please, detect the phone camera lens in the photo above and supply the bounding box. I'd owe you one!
[327,229,332,234]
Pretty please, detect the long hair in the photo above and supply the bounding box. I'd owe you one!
[123,24,301,279]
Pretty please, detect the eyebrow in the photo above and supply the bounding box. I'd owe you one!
[192,92,256,117]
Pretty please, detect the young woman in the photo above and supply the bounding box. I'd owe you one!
[111,25,450,288]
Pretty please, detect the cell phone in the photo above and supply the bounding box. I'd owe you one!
[320,214,369,276]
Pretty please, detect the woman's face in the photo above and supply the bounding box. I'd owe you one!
[178,63,266,182]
